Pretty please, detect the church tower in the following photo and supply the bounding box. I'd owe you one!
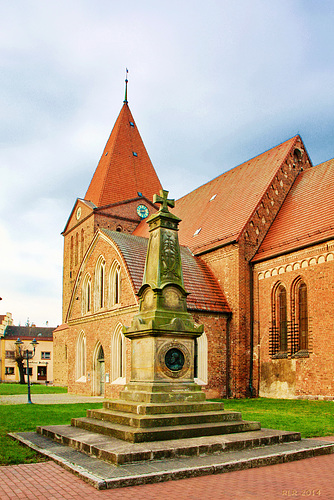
[61,89,162,323]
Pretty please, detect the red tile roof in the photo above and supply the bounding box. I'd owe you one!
[134,136,300,254]
[102,230,231,314]
[85,104,162,207]
[253,158,334,262]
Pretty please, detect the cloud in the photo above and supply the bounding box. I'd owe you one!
[1,0,334,325]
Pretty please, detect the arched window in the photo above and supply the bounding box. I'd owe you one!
[70,236,74,269]
[75,232,79,266]
[291,278,309,355]
[80,229,84,260]
[110,323,126,383]
[270,282,288,357]
[82,274,91,314]
[94,256,105,310]
[109,261,121,306]
[194,332,208,385]
[76,331,86,381]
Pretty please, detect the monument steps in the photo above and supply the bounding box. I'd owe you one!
[86,407,243,428]
[35,425,303,466]
[70,415,261,442]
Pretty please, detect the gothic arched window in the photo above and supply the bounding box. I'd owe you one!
[95,256,105,310]
[76,331,86,381]
[81,229,84,260]
[75,232,79,266]
[110,323,126,382]
[291,278,309,356]
[270,282,288,357]
[194,332,208,385]
[82,274,91,314]
[109,261,121,306]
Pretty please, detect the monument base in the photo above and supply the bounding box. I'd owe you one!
[64,382,260,443]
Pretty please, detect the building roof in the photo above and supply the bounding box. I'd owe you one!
[102,229,231,314]
[85,103,162,207]
[253,158,334,262]
[134,136,301,254]
[4,326,54,340]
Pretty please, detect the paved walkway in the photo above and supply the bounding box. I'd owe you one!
[0,393,105,405]
[1,437,334,499]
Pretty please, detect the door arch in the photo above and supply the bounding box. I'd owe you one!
[92,343,105,396]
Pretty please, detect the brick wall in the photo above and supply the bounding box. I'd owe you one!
[253,239,334,399]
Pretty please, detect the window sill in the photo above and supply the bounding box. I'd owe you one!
[110,376,126,385]
[194,377,208,386]
[292,350,310,359]
[272,352,288,359]
[75,375,87,383]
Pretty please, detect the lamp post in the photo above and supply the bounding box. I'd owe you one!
[15,337,39,404]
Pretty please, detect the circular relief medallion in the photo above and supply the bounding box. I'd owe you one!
[158,342,190,379]
[165,348,184,371]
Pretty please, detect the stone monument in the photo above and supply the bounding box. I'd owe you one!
[15,189,332,487]
[67,190,261,442]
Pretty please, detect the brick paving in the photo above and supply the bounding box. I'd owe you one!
[1,436,334,500]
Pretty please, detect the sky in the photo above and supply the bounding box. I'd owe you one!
[1,0,334,327]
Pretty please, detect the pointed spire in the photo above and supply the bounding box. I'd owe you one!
[124,68,128,104]
[84,102,162,207]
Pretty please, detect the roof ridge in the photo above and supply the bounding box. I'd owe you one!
[176,135,300,203]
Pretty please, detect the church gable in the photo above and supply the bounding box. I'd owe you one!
[134,136,312,257]
[65,231,138,322]
[253,158,334,262]
[93,196,158,234]
[101,230,231,314]
[62,199,95,235]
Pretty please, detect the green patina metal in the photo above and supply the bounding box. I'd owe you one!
[124,189,203,337]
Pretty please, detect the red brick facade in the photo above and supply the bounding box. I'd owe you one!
[54,101,334,400]
[253,240,334,399]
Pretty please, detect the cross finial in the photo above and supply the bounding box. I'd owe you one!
[124,68,129,103]
[153,189,175,212]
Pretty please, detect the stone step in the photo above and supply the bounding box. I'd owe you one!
[87,408,242,428]
[71,416,262,442]
[120,389,206,404]
[103,399,225,415]
[120,382,207,404]
[36,425,301,466]
[122,381,205,392]
[12,429,334,490]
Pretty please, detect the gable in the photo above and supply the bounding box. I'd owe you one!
[102,230,231,314]
[134,135,311,255]
[62,199,95,235]
[65,230,138,322]
[253,159,334,262]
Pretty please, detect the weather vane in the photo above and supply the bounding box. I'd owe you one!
[124,68,129,104]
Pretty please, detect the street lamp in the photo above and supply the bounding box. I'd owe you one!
[15,337,39,404]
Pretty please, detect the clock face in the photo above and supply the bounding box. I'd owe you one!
[137,204,149,219]
[76,207,81,220]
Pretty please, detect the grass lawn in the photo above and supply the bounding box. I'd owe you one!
[1,398,333,466]
[221,398,334,438]
[0,403,103,466]
[0,383,68,395]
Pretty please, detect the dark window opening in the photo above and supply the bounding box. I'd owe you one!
[38,366,47,380]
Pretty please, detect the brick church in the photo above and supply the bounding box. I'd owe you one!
[53,93,334,400]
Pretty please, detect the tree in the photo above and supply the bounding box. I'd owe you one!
[14,342,25,384]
